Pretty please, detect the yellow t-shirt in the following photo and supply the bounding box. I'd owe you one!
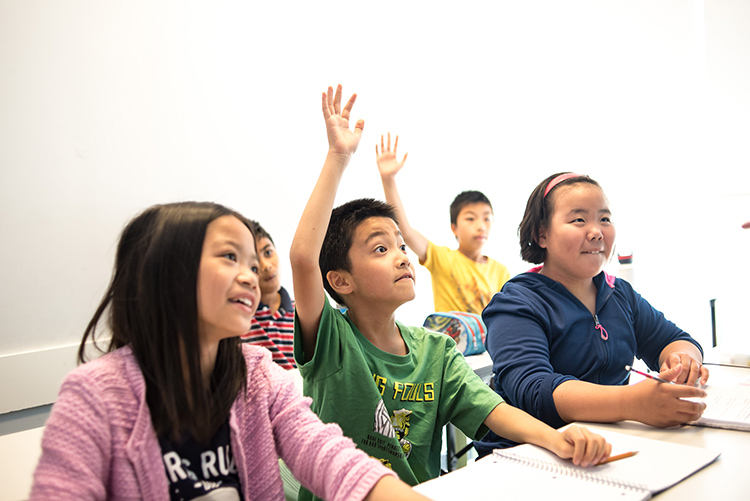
[421,242,510,315]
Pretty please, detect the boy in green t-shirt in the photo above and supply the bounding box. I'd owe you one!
[291,85,611,498]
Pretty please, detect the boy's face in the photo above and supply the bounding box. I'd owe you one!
[344,216,416,306]
[256,237,281,296]
[451,202,493,253]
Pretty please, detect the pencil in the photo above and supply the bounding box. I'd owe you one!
[596,451,638,466]
[625,365,675,385]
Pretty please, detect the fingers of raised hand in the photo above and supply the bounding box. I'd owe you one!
[380,133,395,153]
[323,84,353,119]
[341,92,357,121]
[333,84,343,115]
[322,89,332,118]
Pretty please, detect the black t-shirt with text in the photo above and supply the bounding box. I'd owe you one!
[159,420,242,501]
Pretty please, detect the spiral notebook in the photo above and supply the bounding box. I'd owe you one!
[687,383,750,432]
[414,425,720,501]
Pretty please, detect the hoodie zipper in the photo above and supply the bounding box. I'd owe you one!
[593,314,609,340]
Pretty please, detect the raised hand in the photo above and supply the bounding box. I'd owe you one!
[376,132,408,178]
[322,84,364,157]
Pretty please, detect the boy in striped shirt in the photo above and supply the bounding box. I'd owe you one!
[241,220,296,370]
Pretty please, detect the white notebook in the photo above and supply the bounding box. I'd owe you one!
[414,425,720,501]
[688,383,750,432]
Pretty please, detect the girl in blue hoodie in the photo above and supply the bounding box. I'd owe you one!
[476,173,709,455]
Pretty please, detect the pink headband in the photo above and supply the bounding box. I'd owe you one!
[543,173,583,198]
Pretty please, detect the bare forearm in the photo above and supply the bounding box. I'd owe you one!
[554,377,708,428]
[553,380,629,423]
[364,475,430,501]
[485,403,562,449]
[291,151,349,267]
[379,174,428,260]
[484,402,612,467]
[290,151,350,359]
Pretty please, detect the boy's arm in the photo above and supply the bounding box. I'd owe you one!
[290,85,363,362]
[376,133,429,262]
[484,403,612,467]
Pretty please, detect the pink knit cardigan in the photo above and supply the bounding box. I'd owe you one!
[30,345,394,500]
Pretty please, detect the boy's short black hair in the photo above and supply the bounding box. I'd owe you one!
[248,220,273,244]
[320,198,399,306]
[449,191,493,225]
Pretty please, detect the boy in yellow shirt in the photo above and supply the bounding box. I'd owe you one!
[376,133,509,314]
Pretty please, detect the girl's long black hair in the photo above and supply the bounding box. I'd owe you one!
[79,202,250,444]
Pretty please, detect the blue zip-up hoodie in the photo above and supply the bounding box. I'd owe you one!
[475,270,702,455]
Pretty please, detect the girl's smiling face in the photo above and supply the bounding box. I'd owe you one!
[197,215,260,347]
[538,183,615,286]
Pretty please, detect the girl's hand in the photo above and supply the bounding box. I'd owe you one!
[322,84,364,157]
[660,352,709,386]
[628,377,707,427]
[375,132,408,178]
[554,425,612,467]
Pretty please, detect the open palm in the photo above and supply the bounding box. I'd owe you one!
[375,132,408,177]
[323,84,364,156]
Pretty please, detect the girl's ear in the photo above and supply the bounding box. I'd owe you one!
[326,270,353,296]
[537,227,548,249]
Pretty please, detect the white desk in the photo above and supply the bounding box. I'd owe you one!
[0,426,44,500]
[419,364,750,500]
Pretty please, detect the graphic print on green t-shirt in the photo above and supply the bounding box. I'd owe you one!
[293,301,504,496]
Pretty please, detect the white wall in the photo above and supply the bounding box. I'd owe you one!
[1,0,749,412]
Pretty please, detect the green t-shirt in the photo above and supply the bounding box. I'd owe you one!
[294,300,503,496]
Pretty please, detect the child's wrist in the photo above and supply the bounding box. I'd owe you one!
[618,384,637,421]
[327,149,353,162]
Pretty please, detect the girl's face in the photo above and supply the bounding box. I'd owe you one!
[197,215,260,346]
[538,183,615,285]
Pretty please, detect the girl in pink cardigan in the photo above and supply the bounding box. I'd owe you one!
[30,202,428,501]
